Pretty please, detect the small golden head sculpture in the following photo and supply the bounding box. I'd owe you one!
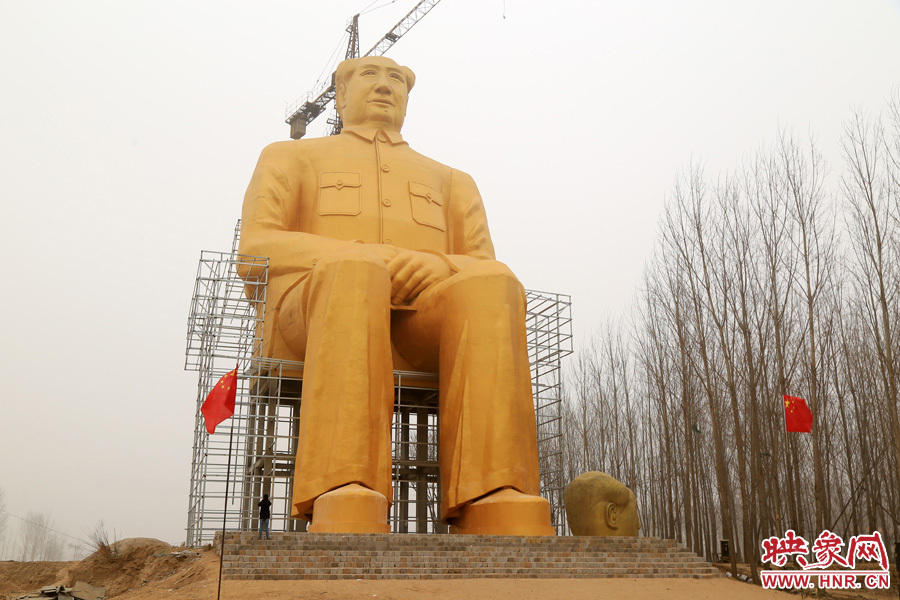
[564,471,641,536]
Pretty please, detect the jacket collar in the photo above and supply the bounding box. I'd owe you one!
[342,126,407,145]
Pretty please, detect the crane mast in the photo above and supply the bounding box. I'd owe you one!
[285,0,442,140]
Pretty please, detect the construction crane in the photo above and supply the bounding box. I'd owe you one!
[285,0,442,140]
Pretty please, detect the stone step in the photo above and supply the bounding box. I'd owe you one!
[229,568,719,579]
[224,553,703,560]
[224,557,708,566]
[227,565,719,579]
[225,568,722,580]
[226,556,708,564]
[224,563,721,570]
[226,559,709,568]
[223,539,688,548]
[224,552,704,557]
[221,532,685,545]
[223,545,689,552]
[218,533,721,580]
[226,575,721,581]
[229,552,695,557]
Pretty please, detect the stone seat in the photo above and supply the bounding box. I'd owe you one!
[242,356,444,534]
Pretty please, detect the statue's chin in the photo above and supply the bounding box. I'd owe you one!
[364,110,401,129]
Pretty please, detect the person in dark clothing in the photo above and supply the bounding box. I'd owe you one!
[258,493,272,540]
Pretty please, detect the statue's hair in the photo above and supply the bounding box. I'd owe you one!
[334,57,416,102]
[566,472,633,509]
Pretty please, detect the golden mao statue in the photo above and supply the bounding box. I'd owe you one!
[239,56,552,535]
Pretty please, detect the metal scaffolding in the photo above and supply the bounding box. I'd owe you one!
[184,222,269,546]
[525,290,574,531]
[184,225,572,545]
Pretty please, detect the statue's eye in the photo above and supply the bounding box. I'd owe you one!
[362,70,376,76]
[390,72,403,81]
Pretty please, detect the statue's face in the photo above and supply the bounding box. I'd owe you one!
[609,494,641,536]
[587,491,640,536]
[565,472,641,537]
[338,57,409,131]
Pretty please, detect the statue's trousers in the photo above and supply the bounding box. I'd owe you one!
[279,246,541,521]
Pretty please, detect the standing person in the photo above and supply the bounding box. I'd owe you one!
[258,493,271,540]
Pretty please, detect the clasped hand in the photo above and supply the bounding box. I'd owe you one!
[366,244,451,305]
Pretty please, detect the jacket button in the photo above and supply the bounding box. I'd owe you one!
[336,180,344,189]
[381,164,391,173]
[384,238,393,244]
[382,198,392,207]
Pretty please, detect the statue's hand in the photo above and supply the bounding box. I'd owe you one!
[361,243,400,265]
[387,249,451,304]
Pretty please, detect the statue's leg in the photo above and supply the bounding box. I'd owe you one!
[392,260,553,535]
[280,246,394,531]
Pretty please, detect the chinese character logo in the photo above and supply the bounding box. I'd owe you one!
[760,530,890,591]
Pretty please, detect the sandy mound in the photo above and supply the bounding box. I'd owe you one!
[108,538,171,555]
[54,538,204,598]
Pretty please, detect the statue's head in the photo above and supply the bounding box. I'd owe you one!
[564,471,641,536]
[334,56,416,132]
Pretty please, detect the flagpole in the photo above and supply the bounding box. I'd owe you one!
[216,420,234,600]
[216,366,238,600]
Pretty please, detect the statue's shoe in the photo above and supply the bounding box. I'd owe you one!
[448,487,556,536]
[307,483,390,533]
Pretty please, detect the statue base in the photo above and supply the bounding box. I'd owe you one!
[307,484,390,534]
[449,488,555,536]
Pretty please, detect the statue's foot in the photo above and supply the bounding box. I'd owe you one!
[307,483,390,533]
[448,487,556,536]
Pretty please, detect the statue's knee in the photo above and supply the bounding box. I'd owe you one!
[445,260,524,308]
[458,260,521,288]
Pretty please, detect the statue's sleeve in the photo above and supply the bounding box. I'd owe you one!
[237,142,348,280]
[444,168,496,271]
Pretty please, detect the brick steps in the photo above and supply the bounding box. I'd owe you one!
[227,572,722,580]
[218,532,721,580]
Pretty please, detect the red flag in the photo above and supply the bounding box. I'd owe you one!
[201,368,237,434]
[783,394,813,433]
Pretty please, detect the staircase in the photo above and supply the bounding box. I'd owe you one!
[218,532,722,580]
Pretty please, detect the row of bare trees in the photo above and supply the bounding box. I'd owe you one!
[0,487,83,561]
[557,94,899,580]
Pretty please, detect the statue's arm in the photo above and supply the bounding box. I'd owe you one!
[237,143,348,280]
[386,168,498,304]
[444,169,496,272]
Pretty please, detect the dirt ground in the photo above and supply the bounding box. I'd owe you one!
[1,538,895,600]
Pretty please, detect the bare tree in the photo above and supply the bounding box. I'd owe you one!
[90,520,119,559]
[842,107,900,537]
[19,511,65,562]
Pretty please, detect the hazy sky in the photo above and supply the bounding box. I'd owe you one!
[1,0,898,552]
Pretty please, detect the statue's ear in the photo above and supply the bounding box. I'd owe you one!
[402,66,416,92]
[605,502,619,529]
[335,82,346,114]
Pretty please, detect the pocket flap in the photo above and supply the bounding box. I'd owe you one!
[320,172,361,190]
[409,181,442,206]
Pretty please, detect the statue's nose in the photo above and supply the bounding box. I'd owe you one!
[374,73,392,93]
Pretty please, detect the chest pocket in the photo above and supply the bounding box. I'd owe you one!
[409,181,446,231]
[318,172,361,216]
